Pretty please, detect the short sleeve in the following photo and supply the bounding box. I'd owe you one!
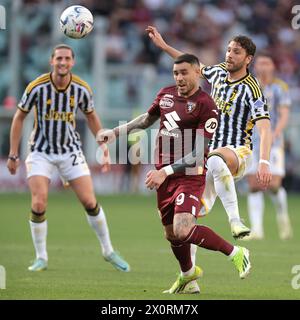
[201,62,227,84]
[79,88,95,114]
[249,94,270,123]
[18,85,37,113]
[197,95,219,139]
[147,89,164,116]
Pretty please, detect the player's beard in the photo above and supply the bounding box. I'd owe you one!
[226,60,245,73]
[177,82,194,97]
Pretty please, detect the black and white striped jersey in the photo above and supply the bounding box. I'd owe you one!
[18,72,94,154]
[202,62,270,151]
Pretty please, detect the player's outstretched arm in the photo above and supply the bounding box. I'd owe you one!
[256,119,272,188]
[97,112,159,144]
[145,134,211,190]
[146,26,184,59]
[146,26,206,75]
[7,109,27,175]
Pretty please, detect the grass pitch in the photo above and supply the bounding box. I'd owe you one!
[0,192,299,300]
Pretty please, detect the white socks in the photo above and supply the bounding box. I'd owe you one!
[86,206,114,257]
[269,187,288,218]
[200,169,217,216]
[248,187,293,239]
[207,156,240,222]
[247,191,264,237]
[29,206,114,262]
[229,246,239,259]
[269,187,293,239]
[190,244,197,266]
[29,220,48,261]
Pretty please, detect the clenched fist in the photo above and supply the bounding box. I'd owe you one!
[96,129,116,145]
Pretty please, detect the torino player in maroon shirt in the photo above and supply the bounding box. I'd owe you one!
[98,54,251,294]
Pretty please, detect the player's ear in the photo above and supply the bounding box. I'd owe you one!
[247,55,253,66]
[193,64,201,75]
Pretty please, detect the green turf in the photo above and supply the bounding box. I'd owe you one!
[0,192,299,300]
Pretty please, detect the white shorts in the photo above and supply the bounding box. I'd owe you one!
[246,145,285,176]
[25,150,90,181]
[224,145,253,180]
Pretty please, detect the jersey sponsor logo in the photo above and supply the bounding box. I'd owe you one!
[44,110,74,122]
[160,128,180,138]
[205,118,218,133]
[70,96,75,108]
[186,101,197,113]
[214,96,231,115]
[163,111,180,131]
[159,97,174,109]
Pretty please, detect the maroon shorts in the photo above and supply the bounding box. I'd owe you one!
[157,175,206,226]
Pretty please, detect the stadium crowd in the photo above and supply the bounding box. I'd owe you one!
[0,0,300,189]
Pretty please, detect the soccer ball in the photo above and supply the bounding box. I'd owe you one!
[60,5,93,39]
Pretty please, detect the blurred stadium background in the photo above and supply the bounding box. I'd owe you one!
[0,0,300,300]
[0,0,300,193]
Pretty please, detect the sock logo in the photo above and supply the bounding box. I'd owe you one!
[0,265,6,289]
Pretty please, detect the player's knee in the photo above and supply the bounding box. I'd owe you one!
[30,209,46,223]
[207,155,228,176]
[173,224,191,242]
[269,187,280,194]
[164,230,178,242]
[31,197,47,213]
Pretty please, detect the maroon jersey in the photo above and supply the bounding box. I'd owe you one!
[148,85,218,173]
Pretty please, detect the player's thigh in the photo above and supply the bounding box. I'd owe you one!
[173,212,196,241]
[28,176,50,208]
[210,147,239,175]
[69,175,97,208]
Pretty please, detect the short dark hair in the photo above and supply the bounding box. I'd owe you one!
[174,54,200,66]
[51,44,75,58]
[229,35,256,56]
